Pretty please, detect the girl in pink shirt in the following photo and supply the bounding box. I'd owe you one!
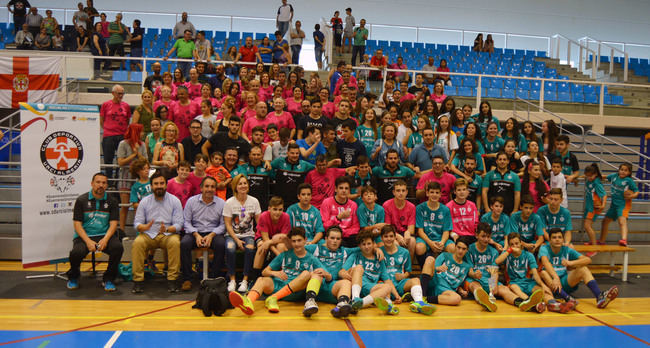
[446,178,478,238]
[286,86,304,117]
[184,68,203,100]
[192,83,219,110]
[258,73,274,102]
[521,160,549,212]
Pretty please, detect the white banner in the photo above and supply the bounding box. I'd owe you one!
[21,103,100,268]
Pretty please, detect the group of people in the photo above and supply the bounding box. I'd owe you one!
[66,48,638,317]
[472,33,495,53]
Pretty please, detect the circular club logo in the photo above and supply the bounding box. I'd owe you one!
[13,74,28,92]
[40,131,84,175]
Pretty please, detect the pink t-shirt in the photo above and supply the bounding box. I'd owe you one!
[239,108,256,122]
[431,93,447,104]
[400,93,416,102]
[154,84,177,100]
[446,199,479,236]
[267,111,296,131]
[153,99,175,120]
[334,76,358,96]
[322,101,336,119]
[382,199,416,234]
[416,171,457,204]
[242,116,274,142]
[258,86,273,102]
[305,168,347,208]
[170,100,201,141]
[527,180,550,212]
[255,211,291,239]
[166,178,193,208]
[184,82,203,100]
[100,100,131,137]
[320,197,360,238]
[186,172,206,196]
[286,98,303,116]
[193,97,220,109]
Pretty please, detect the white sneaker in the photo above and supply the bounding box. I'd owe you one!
[237,280,248,293]
[303,298,319,317]
[227,280,236,292]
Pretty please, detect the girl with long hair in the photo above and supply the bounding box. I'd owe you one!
[520,159,550,212]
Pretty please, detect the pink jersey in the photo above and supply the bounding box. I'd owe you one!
[527,180,550,212]
[239,108,256,122]
[305,168,347,208]
[267,111,296,131]
[382,199,416,234]
[184,82,203,100]
[446,199,478,236]
[154,84,177,100]
[258,86,273,102]
[255,211,291,239]
[170,100,201,140]
[100,100,131,137]
[416,171,457,204]
[242,116,274,142]
[286,98,303,116]
[153,99,175,121]
[186,172,206,196]
[166,178,193,208]
[322,101,336,119]
[320,197,360,238]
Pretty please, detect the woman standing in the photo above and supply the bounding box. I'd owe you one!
[152,121,185,180]
[132,90,154,134]
[116,123,147,231]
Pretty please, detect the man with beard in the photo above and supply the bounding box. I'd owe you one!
[131,171,184,294]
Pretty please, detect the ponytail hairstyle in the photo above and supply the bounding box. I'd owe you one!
[521,159,548,203]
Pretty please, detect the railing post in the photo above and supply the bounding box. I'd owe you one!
[609,48,614,75]
[596,42,601,69]
[416,27,419,42]
[461,30,464,46]
[505,34,508,49]
[555,36,560,60]
[567,42,571,67]
[539,78,545,110]
[599,83,605,116]
[476,75,481,107]
[591,55,596,79]
[623,52,629,82]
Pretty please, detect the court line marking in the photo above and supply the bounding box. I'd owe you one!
[29,300,44,309]
[575,308,650,346]
[103,330,122,348]
[344,319,366,348]
[0,300,193,346]
[611,309,634,319]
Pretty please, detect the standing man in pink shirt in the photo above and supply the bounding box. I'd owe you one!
[305,155,355,208]
[382,180,416,258]
[100,84,131,182]
[242,102,274,142]
[416,156,456,204]
[320,176,360,248]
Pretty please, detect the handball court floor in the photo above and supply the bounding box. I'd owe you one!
[0,261,649,347]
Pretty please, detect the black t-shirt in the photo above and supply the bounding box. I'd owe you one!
[298,115,328,133]
[181,136,207,164]
[9,0,30,17]
[408,85,430,99]
[144,74,163,92]
[130,27,144,49]
[207,132,251,162]
[208,75,225,91]
[336,138,367,168]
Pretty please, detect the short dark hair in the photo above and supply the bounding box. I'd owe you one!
[556,134,570,144]
[335,176,352,188]
[288,227,306,239]
[229,115,241,124]
[476,222,491,235]
[287,142,300,151]
[357,155,369,165]
[92,172,108,182]
[520,194,535,206]
[380,224,396,236]
[356,229,374,244]
[549,188,563,197]
[200,175,218,187]
[325,226,342,238]
[489,196,505,206]
[551,157,562,165]
[426,181,441,191]
[341,119,357,131]
[548,227,563,238]
[297,183,312,194]
[150,170,166,185]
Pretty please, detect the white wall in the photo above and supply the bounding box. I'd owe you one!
[16,0,650,56]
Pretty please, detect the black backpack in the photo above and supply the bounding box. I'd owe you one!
[192,277,231,316]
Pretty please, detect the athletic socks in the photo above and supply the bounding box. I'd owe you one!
[352,284,361,299]
[554,289,571,301]
[337,295,350,304]
[416,254,427,270]
[362,295,374,307]
[513,297,524,306]
[247,289,261,303]
[420,273,432,298]
[426,295,439,304]
[587,280,602,298]
[411,285,424,302]
[306,278,321,299]
[274,284,294,300]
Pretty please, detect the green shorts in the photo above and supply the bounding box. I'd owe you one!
[560,273,579,294]
[415,237,454,252]
[394,278,409,295]
[434,278,457,297]
[361,280,380,297]
[272,277,306,302]
[316,279,338,304]
[510,278,537,296]
[605,201,631,220]
[467,276,501,293]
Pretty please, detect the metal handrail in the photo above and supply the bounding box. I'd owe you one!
[583,130,650,187]
[578,36,629,82]
[551,34,597,79]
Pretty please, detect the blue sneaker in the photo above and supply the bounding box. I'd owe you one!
[67,278,79,290]
[103,281,116,292]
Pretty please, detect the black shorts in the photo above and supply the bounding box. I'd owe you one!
[333,33,342,47]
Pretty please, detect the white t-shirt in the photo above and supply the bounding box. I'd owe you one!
[435,131,459,160]
[289,27,304,46]
[277,4,293,22]
[194,114,217,139]
[396,124,410,145]
[550,171,569,208]
[223,196,261,239]
[271,140,289,159]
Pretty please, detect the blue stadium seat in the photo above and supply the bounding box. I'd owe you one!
[459,45,470,52]
[491,79,504,88]
[130,71,143,82]
[402,42,413,49]
[557,82,569,93]
[571,92,584,103]
[583,85,597,95]
[378,40,389,48]
[445,86,458,96]
[517,80,530,90]
[544,90,557,101]
[463,77,477,87]
[611,95,624,105]
[629,58,640,64]
[228,32,240,43]
[487,88,501,98]
[448,45,459,52]
[389,41,401,48]
[458,86,474,97]
[413,42,423,50]
[146,28,159,36]
[585,93,598,104]
[530,80,541,91]
[557,92,571,102]
[504,48,514,55]
[494,48,503,55]
[255,32,266,40]
[529,89,540,100]
[525,50,535,56]
[502,88,515,99]
[160,28,172,40]
[112,71,128,82]
[516,89,529,99]
[450,76,462,86]
[504,79,516,89]
[570,83,583,94]
[544,81,557,91]
[536,51,547,57]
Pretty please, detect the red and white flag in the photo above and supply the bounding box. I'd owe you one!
[0,56,61,108]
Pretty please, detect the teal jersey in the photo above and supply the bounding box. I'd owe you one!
[483,136,505,154]
[537,205,573,232]
[355,125,378,160]
[471,114,501,137]
[268,249,327,281]
[415,202,452,242]
[434,252,472,290]
[608,173,638,205]
[286,203,325,241]
[352,171,373,205]
[458,135,486,154]
[509,211,544,243]
[357,203,385,228]
[465,243,499,280]
[584,177,606,211]
[538,244,582,279]
[342,252,390,283]
[451,153,484,172]
[502,133,527,153]
[306,244,358,279]
[406,132,423,149]
[129,180,152,203]
[506,250,537,282]
[480,212,511,245]
[465,173,483,204]
[381,246,412,282]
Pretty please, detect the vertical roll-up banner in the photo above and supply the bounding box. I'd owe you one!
[20,103,100,268]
